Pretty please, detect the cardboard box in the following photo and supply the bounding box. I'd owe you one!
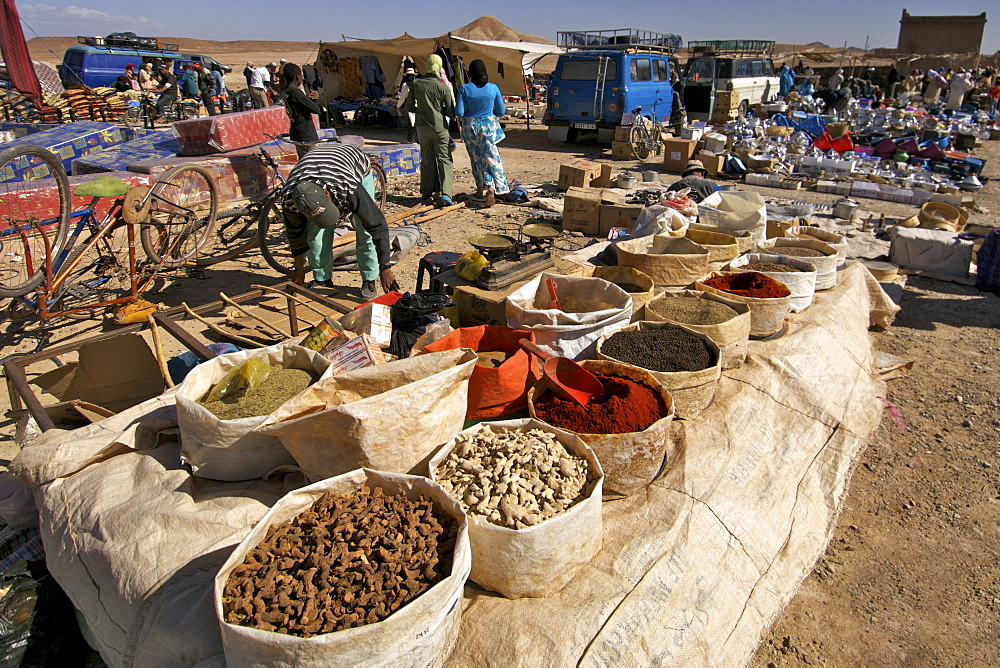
[325,334,387,374]
[557,159,603,191]
[694,151,725,177]
[702,132,727,154]
[614,126,631,142]
[662,138,698,173]
[32,334,164,417]
[339,302,392,348]
[599,203,644,236]
[714,91,737,111]
[562,187,604,235]
[592,163,613,188]
[611,140,635,160]
[441,271,529,327]
[680,127,703,141]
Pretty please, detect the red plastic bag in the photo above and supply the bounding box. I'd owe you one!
[421,325,540,419]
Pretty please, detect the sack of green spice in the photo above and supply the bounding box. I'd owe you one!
[176,344,333,482]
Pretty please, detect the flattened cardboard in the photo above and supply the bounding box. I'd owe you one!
[32,334,164,415]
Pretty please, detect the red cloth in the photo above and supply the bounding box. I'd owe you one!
[0,0,42,100]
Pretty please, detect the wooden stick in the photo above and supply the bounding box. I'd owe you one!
[251,284,329,320]
[181,302,265,348]
[147,314,175,388]
[219,292,291,339]
[385,203,434,224]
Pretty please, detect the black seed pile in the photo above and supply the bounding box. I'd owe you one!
[602,329,715,373]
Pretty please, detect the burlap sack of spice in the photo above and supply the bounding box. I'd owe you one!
[259,349,477,482]
[10,263,903,666]
[730,253,818,312]
[643,289,752,370]
[528,360,676,496]
[698,190,768,244]
[427,419,603,599]
[505,272,632,361]
[176,343,333,481]
[760,237,839,290]
[783,226,848,267]
[614,234,710,288]
[214,469,471,667]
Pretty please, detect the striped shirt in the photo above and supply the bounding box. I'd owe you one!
[283,143,370,211]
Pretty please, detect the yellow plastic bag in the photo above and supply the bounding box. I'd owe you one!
[456,250,489,282]
[203,358,272,403]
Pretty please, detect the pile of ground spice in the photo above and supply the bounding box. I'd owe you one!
[743,262,804,273]
[534,373,668,434]
[703,272,791,299]
[647,296,739,325]
[602,329,715,373]
[200,367,317,420]
[770,246,827,258]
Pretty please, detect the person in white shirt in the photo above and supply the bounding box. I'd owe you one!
[249,64,269,109]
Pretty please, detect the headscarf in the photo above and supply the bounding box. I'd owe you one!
[426,54,443,76]
[126,63,135,71]
[469,59,488,87]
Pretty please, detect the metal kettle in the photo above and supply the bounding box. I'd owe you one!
[833,198,859,220]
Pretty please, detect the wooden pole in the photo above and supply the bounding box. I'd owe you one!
[147,314,175,388]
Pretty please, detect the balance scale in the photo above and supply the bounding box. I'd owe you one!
[468,224,558,290]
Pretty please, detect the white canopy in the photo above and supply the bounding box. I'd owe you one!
[320,35,562,97]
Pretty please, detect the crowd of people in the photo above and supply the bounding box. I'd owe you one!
[777,62,1000,114]
[114,59,230,119]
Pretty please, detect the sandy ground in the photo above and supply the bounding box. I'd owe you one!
[1,114,998,663]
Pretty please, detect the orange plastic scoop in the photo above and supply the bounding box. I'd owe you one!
[545,278,562,310]
[520,340,605,406]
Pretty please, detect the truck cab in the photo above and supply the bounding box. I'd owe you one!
[59,35,181,88]
[545,29,683,143]
[684,40,779,121]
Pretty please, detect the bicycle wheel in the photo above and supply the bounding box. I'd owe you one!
[56,224,132,320]
[0,145,72,297]
[370,160,388,211]
[257,196,294,275]
[140,164,219,268]
[629,122,652,160]
[122,105,142,129]
[186,206,260,267]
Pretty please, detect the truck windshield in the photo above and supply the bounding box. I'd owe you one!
[560,58,618,81]
[687,59,714,82]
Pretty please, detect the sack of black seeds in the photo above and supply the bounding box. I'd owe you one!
[260,349,477,482]
[214,469,471,667]
[176,344,332,482]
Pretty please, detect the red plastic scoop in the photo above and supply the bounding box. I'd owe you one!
[520,340,605,406]
[545,278,562,310]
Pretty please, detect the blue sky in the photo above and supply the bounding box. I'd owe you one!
[15,0,998,53]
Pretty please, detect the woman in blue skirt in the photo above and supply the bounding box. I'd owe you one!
[456,59,509,205]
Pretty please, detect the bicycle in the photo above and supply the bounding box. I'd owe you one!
[0,144,218,323]
[628,91,669,160]
[188,134,388,275]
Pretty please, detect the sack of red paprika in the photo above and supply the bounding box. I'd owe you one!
[695,271,793,338]
[421,325,541,420]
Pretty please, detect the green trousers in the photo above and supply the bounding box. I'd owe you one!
[416,125,453,199]
[306,173,378,282]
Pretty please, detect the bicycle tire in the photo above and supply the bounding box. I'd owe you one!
[122,105,141,129]
[257,195,294,275]
[186,206,260,267]
[370,159,388,211]
[0,145,72,298]
[140,164,219,268]
[629,122,652,160]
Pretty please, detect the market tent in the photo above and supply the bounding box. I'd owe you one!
[318,35,562,97]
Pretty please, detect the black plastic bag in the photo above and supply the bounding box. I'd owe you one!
[388,293,455,359]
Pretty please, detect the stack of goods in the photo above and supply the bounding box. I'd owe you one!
[0,89,61,123]
[0,120,127,178]
[362,144,420,178]
[173,106,294,156]
[71,130,180,175]
[61,86,127,122]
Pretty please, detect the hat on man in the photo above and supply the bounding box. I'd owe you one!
[246,61,254,67]
[288,181,341,228]
[126,63,135,71]
[404,67,416,75]
[280,58,287,63]
[682,159,707,177]
[268,62,278,68]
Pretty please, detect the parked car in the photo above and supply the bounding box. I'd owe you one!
[544,29,684,143]
[59,40,181,88]
[181,54,231,73]
[683,40,779,121]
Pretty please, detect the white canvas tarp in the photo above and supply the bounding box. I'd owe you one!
[9,262,900,666]
[321,36,562,97]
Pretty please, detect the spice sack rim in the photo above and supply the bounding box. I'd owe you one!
[505,271,634,325]
[595,321,723,383]
[696,271,793,302]
[427,419,605,536]
[643,289,751,337]
[213,468,471,656]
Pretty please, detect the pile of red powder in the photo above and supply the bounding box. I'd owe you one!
[533,374,668,434]
[702,272,791,299]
